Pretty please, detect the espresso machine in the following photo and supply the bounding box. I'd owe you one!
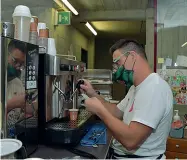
[1,37,39,156]
[38,54,93,146]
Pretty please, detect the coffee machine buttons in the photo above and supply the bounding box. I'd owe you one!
[29,71,32,75]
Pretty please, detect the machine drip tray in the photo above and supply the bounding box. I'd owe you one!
[45,109,93,146]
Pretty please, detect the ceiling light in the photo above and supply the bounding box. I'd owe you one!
[61,0,78,15]
[85,22,97,36]
[181,42,187,47]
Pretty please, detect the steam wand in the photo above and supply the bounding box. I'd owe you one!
[53,83,71,103]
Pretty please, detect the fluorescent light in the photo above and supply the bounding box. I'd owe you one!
[85,22,97,36]
[61,0,78,15]
[181,42,187,47]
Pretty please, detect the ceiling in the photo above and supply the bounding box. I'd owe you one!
[68,0,149,11]
[74,21,146,38]
[66,0,148,38]
[157,0,187,28]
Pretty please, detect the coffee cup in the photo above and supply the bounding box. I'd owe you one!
[37,23,46,35]
[69,109,79,121]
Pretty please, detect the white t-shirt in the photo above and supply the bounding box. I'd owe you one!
[112,73,173,159]
[7,78,25,136]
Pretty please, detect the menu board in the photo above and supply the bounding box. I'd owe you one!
[168,76,187,105]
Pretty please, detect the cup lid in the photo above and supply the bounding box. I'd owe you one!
[38,23,46,29]
[69,109,79,111]
[12,5,31,18]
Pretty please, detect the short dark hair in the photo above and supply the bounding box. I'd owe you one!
[109,39,147,60]
[8,40,26,54]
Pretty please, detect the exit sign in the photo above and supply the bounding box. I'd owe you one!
[57,11,71,25]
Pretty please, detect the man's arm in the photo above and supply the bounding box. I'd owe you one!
[94,94,123,119]
[97,106,152,151]
[7,94,25,112]
[80,79,123,119]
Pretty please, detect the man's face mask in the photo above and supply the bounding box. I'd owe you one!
[7,63,20,78]
[112,52,135,88]
[7,53,23,78]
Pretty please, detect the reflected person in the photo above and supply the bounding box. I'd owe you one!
[6,40,34,137]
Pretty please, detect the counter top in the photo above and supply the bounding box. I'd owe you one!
[30,131,112,159]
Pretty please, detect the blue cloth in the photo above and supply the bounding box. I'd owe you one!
[80,123,107,146]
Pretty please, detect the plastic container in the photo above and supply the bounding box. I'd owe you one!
[69,109,79,121]
[47,38,56,56]
[12,5,31,42]
[170,126,184,138]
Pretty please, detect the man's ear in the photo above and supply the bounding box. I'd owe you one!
[130,51,137,60]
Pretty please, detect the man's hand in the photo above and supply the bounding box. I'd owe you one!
[84,97,105,114]
[80,79,97,97]
[12,93,25,109]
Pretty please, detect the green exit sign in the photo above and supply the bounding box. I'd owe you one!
[57,11,71,25]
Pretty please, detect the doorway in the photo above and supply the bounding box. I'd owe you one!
[81,48,88,68]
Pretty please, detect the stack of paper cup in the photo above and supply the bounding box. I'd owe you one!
[47,38,56,56]
[37,23,46,35]
[29,18,38,45]
[12,5,31,42]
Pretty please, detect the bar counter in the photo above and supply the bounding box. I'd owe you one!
[30,129,112,159]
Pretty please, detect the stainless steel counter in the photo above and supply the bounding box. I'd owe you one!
[30,130,112,159]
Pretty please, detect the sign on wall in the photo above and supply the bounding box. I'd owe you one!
[57,11,71,25]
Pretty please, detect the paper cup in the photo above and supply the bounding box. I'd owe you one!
[37,23,46,35]
[48,38,56,56]
[69,109,79,121]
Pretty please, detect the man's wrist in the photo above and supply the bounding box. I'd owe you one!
[90,91,98,98]
[96,105,108,119]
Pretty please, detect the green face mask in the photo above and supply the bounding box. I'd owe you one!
[7,64,20,78]
[112,65,134,88]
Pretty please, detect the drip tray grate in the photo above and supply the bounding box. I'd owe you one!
[16,117,38,128]
[47,110,92,131]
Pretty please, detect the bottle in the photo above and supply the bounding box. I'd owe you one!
[173,110,180,122]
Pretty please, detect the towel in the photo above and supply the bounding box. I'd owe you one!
[80,123,107,146]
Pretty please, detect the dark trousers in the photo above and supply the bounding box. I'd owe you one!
[107,148,163,159]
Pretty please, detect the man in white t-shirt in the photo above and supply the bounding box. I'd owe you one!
[80,39,173,159]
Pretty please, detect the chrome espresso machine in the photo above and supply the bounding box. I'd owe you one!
[38,54,93,146]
